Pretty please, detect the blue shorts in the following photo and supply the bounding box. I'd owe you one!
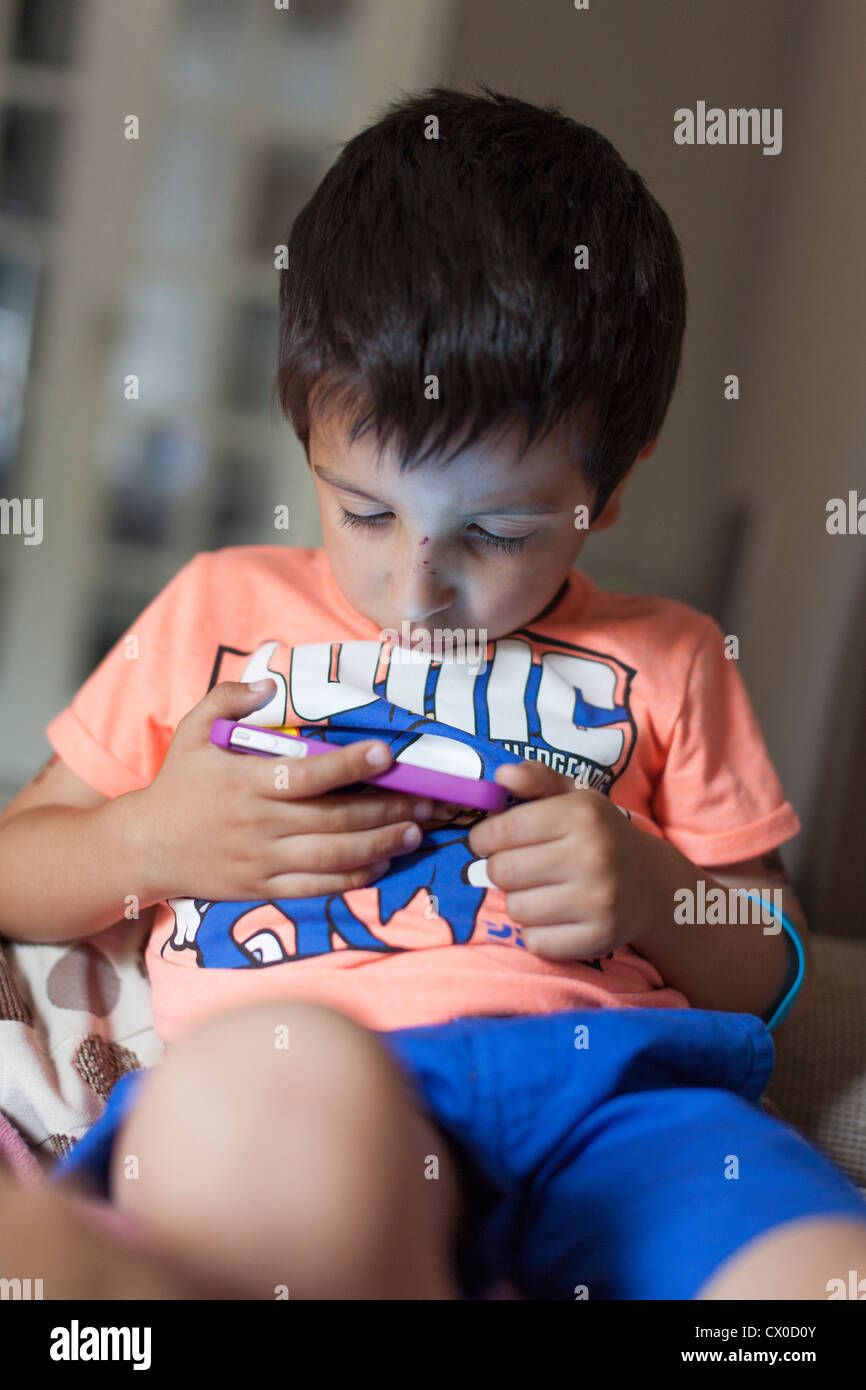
[50,1006,866,1299]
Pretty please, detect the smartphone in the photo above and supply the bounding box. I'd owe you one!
[209,718,511,812]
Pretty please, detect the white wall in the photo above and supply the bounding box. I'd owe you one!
[446,0,865,924]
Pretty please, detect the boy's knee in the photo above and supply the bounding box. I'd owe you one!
[108,1001,456,1295]
[110,1001,409,1212]
[695,1215,866,1300]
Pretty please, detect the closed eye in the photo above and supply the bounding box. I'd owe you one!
[337,508,530,553]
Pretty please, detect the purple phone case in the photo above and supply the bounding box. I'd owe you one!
[209,718,509,812]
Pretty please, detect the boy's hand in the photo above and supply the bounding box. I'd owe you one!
[136,680,435,902]
[467,760,658,961]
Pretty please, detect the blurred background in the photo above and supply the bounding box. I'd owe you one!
[0,0,862,935]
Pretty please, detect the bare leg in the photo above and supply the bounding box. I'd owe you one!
[0,1170,239,1299]
[110,1001,464,1299]
[695,1215,866,1299]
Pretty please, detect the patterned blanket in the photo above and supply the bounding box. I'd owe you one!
[0,909,164,1179]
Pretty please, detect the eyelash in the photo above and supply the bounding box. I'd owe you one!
[337,508,529,554]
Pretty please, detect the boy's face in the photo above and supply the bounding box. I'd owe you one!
[309,407,631,644]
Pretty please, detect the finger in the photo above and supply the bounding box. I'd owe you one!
[178,679,279,744]
[469,794,582,856]
[271,821,424,878]
[520,923,605,962]
[256,738,394,800]
[484,839,578,892]
[262,860,397,899]
[504,880,616,930]
[493,759,578,801]
[266,788,437,834]
[413,800,464,822]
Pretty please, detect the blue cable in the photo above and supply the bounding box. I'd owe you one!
[739,891,807,1033]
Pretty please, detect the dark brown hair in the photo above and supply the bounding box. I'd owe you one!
[272,82,687,521]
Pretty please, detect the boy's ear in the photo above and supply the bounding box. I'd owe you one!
[590,484,625,532]
[590,438,658,532]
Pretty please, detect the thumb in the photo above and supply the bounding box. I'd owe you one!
[176,678,278,745]
[493,758,578,802]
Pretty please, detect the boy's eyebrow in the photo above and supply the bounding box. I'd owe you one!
[312,464,563,515]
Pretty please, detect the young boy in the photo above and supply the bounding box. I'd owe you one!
[2,84,865,1301]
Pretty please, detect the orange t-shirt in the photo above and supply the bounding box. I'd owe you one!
[45,546,800,1044]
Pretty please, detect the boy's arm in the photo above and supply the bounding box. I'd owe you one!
[0,755,159,943]
[628,834,812,1032]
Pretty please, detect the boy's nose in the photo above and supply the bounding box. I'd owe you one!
[396,576,455,623]
[392,555,456,623]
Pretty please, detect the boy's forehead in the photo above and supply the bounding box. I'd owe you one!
[309,408,589,503]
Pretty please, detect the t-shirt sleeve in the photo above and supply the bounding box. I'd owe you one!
[45,552,211,799]
[651,613,801,865]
